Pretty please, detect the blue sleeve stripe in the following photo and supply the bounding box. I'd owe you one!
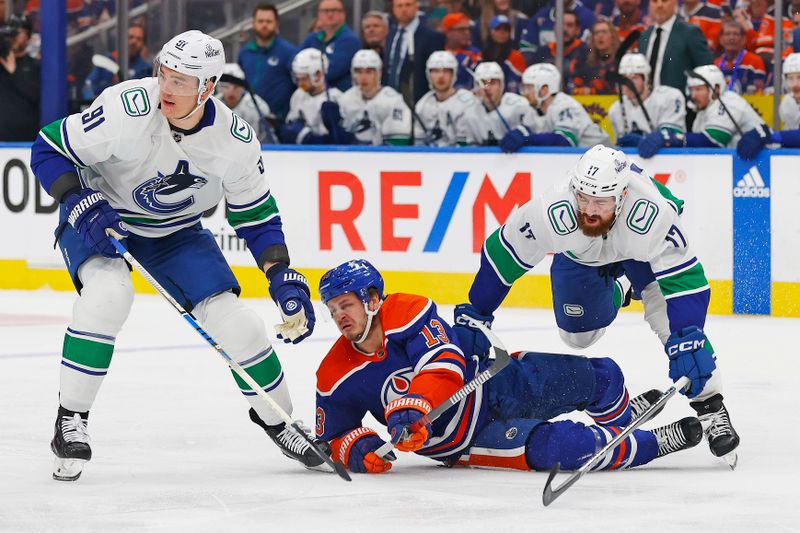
[499,225,535,269]
[653,257,697,278]
[61,119,87,168]
[227,190,272,210]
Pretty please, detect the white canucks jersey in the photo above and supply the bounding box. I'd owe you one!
[228,92,274,143]
[692,91,763,147]
[779,95,800,129]
[339,86,412,145]
[414,89,480,146]
[543,92,610,146]
[609,86,686,138]
[286,87,344,135]
[40,77,270,239]
[462,92,538,145]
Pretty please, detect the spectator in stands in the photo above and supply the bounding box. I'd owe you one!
[300,0,361,92]
[734,0,792,60]
[639,0,713,91]
[361,11,389,57]
[531,10,589,82]
[0,13,39,141]
[520,0,595,59]
[716,21,766,95]
[583,0,615,18]
[238,3,298,121]
[568,19,619,95]
[478,0,528,46]
[385,0,446,105]
[217,63,276,144]
[481,14,527,93]
[81,24,150,100]
[443,12,483,89]
[680,0,722,53]
[614,0,646,42]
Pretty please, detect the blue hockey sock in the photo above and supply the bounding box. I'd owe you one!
[584,357,632,426]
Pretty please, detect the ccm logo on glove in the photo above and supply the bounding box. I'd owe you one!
[667,339,705,356]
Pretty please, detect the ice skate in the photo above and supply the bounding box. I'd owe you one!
[249,408,329,472]
[630,389,664,421]
[652,416,703,458]
[691,394,740,469]
[50,406,91,481]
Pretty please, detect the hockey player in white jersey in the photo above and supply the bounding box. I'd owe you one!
[462,61,539,146]
[454,145,740,465]
[281,48,346,144]
[414,51,481,146]
[30,30,322,481]
[500,63,610,153]
[737,53,800,159]
[607,53,686,158]
[217,63,276,143]
[337,49,412,145]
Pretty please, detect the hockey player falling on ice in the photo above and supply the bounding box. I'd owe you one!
[337,49,412,146]
[314,259,702,474]
[499,63,610,153]
[414,50,481,146]
[30,30,321,481]
[454,145,740,465]
[462,61,539,146]
[607,53,687,158]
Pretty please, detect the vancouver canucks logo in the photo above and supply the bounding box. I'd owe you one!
[133,160,208,215]
[381,368,414,407]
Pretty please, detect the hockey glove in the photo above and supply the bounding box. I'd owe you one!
[638,129,684,158]
[453,303,493,357]
[385,394,433,452]
[331,427,393,473]
[63,188,129,258]
[278,120,308,144]
[499,125,532,153]
[665,326,716,398]
[266,263,316,343]
[736,124,772,160]
[320,101,343,132]
[616,132,644,147]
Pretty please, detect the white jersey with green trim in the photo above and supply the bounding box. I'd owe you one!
[227,91,274,143]
[779,94,800,129]
[39,77,274,239]
[542,92,610,147]
[609,85,686,138]
[692,91,763,147]
[286,87,343,135]
[339,85,412,145]
[414,88,480,146]
[462,92,538,145]
[485,168,705,300]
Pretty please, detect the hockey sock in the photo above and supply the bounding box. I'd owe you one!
[59,328,116,412]
[233,347,291,426]
[584,357,632,426]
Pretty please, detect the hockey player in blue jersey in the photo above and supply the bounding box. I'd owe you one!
[30,30,320,481]
[313,259,702,474]
[454,145,740,466]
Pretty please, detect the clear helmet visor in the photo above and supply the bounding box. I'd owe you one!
[155,62,202,97]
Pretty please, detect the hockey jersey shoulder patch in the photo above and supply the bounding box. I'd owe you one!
[626,198,659,235]
[119,86,151,117]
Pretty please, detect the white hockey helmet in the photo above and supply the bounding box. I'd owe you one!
[221,62,245,81]
[686,64,725,95]
[292,48,329,82]
[426,50,458,89]
[569,144,631,217]
[783,53,800,76]
[474,61,505,84]
[521,63,561,106]
[156,30,225,100]
[351,49,382,73]
[619,53,651,77]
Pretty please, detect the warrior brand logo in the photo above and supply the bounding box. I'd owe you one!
[734,166,770,198]
[133,160,208,215]
[283,272,308,285]
[381,368,414,407]
[67,192,105,225]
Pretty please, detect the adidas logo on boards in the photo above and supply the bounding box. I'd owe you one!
[733,166,770,198]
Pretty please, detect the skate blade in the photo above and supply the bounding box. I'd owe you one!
[722,451,738,470]
[53,457,86,481]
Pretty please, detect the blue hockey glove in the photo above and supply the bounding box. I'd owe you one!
[500,125,532,153]
[63,188,128,258]
[638,129,684,158]
[616,132,644,147]
[385,394,432,452]
[453,303,493,357]
[320,101,343,132]
[736,124,772,160]
[665,326,716,398]
[331,427,394,473]
[278,120,308,144]
[266,263,316,343]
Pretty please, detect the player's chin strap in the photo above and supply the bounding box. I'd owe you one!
[174,94,210,122]
[356,299,383,344]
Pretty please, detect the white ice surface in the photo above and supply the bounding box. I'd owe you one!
[0,289,797,532]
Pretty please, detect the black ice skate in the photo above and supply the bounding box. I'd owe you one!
[248,408,329,472]
[50,406,91,481]
[691,394,740,469]
[629,389,665,421]
[652,416,703,458]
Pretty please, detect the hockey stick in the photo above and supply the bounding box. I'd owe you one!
[684,69,743,136]
[374,321,511,459]
[605,70,654,130]
[105,231,351,482]
[466,67,512,134]
[243,82,279,145]
[610,29,641,135]
[542,375,690,507]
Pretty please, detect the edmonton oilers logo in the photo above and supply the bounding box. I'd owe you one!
[133,160,208,215]
[381,368,414,407]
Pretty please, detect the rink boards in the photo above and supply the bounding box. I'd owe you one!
[0,144,796,317]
